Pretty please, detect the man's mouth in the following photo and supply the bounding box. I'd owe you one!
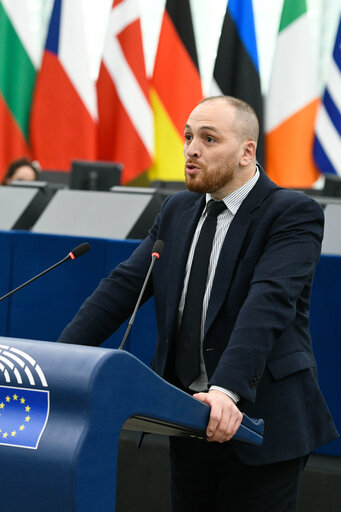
[185,163,200,176]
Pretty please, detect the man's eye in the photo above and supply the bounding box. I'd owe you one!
[185,134,192,141]
[207,136,215,143]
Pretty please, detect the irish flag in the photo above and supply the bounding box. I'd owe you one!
[265,0,320,187]
[0,0,37,181]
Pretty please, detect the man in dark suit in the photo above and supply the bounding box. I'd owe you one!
[59,96,338,511]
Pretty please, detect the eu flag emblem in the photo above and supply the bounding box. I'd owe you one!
[0,385,49,449]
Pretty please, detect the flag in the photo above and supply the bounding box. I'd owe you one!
[97,0,152,184]
[0,0,36,182]
[265,0,320,187]
[211,0,264,165]
[0,386,49,449]
[313,16,341,176]
[149,0,203,182]
[30,0,97,171]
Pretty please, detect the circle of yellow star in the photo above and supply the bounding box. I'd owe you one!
[0,396,32,441]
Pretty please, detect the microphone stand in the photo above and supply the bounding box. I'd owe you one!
[119,254,159,350]
[0,243,90,302]
[0,256,70,302]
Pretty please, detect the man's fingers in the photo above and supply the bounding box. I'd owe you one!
[206,403,222,438]
[193,392,222,438]
[193,392,208,403]
[193,390,243,443]
[208,409,239,442]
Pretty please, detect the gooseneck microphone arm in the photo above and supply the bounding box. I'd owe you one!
[119,240,164,351]
[0,242,91,302]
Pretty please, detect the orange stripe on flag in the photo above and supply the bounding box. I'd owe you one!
[0,94,31,182]
[266,99,320,188]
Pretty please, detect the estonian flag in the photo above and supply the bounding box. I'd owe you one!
[211,0,264,165]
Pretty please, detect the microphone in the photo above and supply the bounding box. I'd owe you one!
[119,240,164,350]
[0,242,91,302]
[68,242,91,260]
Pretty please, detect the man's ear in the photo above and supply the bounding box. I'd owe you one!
[240,141,256,167]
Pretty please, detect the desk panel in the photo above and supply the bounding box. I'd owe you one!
[8,232,107,342]
[310,255,341,455]
[0,231,13,335]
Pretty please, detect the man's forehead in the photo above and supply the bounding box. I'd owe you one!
[185,122,220,132]
[186,101,234,130]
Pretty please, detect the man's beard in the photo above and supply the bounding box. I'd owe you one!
[185,162,235,195]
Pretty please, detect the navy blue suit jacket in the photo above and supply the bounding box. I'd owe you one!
[59,168,338,464]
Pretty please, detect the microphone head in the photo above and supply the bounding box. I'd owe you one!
[69,242,91,260]
[151,240,164,258]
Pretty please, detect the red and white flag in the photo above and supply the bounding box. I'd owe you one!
[97,0,153,184]
[30,0,97,171]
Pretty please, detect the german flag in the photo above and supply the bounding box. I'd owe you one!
[149,0,203,183]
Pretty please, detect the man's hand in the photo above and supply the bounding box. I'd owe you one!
[193,389,243,443]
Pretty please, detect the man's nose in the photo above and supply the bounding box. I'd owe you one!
[186,139,200,158]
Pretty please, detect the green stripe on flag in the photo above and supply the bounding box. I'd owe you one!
[279,0,307,32]
[0,3,36,139]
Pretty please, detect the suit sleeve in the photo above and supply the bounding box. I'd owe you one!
[58,215,160,346]
[209,196,324,403]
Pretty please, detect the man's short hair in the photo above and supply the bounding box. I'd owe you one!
[199,95,259,144]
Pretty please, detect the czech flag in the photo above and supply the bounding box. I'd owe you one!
[30,0,97,171]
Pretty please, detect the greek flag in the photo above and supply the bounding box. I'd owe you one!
[313,16,341,176]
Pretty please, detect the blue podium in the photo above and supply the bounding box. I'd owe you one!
[0,337,263,511]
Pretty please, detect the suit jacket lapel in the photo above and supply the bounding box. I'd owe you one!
[205,169,277,336]
[165,195,206,339]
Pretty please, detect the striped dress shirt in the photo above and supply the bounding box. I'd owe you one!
[178,168,260,397]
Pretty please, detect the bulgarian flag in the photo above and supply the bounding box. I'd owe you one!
[30,0,97,171]
[265,0,320,187]
[149,0,203,182]
[0,0,37,182]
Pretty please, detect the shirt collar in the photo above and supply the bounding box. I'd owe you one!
[205,166,260,216]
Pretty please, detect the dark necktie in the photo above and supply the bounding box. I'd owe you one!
[175,200,226,388]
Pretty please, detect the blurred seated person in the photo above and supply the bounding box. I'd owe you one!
[2,157,40,185]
